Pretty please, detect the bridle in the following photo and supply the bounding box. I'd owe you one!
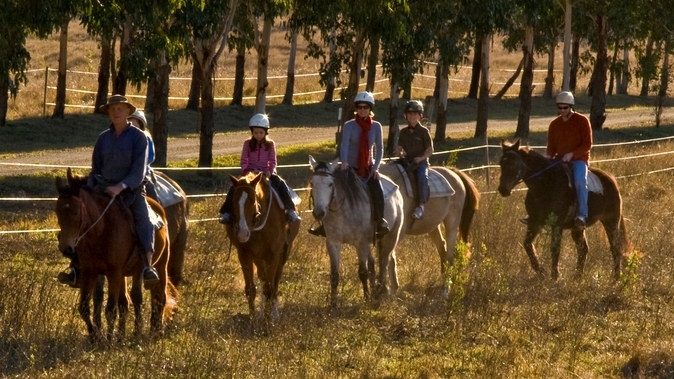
[500,150,563,187]
[233,182,271,232]
[310,169,343,212]
[63,194,115,248]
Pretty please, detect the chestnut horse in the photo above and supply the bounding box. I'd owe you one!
[225,172,300,323]
[379,161,480,298]
[498,139,630,280]
[55,169,177,343]
[309,156,405,309]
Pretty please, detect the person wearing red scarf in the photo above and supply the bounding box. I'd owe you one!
[308,92,390,238]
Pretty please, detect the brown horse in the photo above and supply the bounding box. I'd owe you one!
[225,172,300,323]
[379,161,480,298]
[154,171,189,286]
[498,139,630,280]
[55,168,177,343]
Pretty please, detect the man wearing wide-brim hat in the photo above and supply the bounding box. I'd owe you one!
[57,94,161,287]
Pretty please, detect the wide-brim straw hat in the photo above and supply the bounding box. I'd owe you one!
[99,94,137,115]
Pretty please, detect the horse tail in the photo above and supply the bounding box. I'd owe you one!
[163,280,180,321]
[619,215,632,257]
[451,168,480,242]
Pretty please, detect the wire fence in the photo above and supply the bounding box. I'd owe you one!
[2,136,673,234]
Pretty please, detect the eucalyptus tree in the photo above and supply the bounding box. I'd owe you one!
[51,0,86,119]
[290,0,409,121]
[177,0,238,169]
[0,0,58,126]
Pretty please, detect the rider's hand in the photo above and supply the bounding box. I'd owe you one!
[562,152,574,162]
[106,184,124,198]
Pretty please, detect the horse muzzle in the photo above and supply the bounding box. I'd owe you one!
[60,245,76,259]
[312,209,326,221]
[498,185,512,197]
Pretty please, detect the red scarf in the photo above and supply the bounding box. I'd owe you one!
[355,116,372,178]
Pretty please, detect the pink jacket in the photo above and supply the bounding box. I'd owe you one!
[240,139,277,175]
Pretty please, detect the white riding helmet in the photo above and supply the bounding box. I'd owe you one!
[249,113,270,130]
[129,110,147,130]
[556,91,575,105]
[354,91,375,107]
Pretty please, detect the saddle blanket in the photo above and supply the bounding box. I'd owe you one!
[381,175,400,201]
[587,171,603,194]
[153,172,185,207]
[394,164,455,199]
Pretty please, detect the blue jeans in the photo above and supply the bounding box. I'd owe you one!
[570,160,588,219]
[415,161,430,204]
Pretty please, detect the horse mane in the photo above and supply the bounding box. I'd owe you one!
[518,144,554,170]
[333,168,369,208]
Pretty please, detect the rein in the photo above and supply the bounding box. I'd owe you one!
[504,150,563,186]
[252,181,273,232]
[311,170,343,212]
[72,196,116,248]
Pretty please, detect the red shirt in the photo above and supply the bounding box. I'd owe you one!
[546,112,592,163]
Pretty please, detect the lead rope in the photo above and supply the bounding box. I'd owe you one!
[73,196,116,248]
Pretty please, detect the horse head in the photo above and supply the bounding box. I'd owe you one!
[54,168,91,258]
[308,156,340,221]
[229,172,264,243]
[498,140,528,197]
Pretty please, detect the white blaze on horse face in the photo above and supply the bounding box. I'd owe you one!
[236,191,251,243]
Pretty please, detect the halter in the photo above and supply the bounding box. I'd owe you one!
[70,195,116,248]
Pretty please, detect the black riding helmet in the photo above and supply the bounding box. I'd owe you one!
[404,100,424,114]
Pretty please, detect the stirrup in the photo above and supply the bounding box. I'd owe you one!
[57,267,79,288]
[412,205,425,220]
[308,224,326,237]
[142,267,160,288]
[574,216,586,229]
[287,210,301,223]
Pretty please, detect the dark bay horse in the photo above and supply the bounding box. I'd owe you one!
[309,156,404,309]
[498,139,630,280]
[379,161,480,298]
[55,169,177,342]
[226,172,300,323]
[154,171,189,286]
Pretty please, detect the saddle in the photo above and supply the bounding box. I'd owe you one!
[152,171,185,207]
[392,161,455,199]
[560,164,604,224]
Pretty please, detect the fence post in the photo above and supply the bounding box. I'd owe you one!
[42,67,49,117]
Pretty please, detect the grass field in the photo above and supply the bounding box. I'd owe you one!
[2,21,674,379]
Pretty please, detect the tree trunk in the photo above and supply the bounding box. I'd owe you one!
[323,29,337,103]
[617,45,629,95]
[387,79,400,156]
[114,19,132,95]
[95,37,112,114]
[658,39,670,97]
[52,19,69,119]
[608,42,619,95]
[0,79,8,126]
[570,34,580,93]
[342,29,365,121]
[282,31,298,105]
[255,18,272,114]
[152,58,171,167]
[186,56,201,110]
[199,63,215,171]
[434,62,449,142]
[467,42,481,99]
[562,0,573,91]
[231,43,245,106]
[145,78,155,112]
[639,37,655,96]
[493,58,522,100]
[515,28,535,139]
[366,37,379,92]
[544,42,555,98]
[474,35,490,139]
[589,11,608,131]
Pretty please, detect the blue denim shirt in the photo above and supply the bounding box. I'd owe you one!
[88,123,148,190]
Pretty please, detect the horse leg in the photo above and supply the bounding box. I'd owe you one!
[571,228,589,278]
[374,238,393,299]
[149,268,168,334]
[93,275,105,332]
[388,249,399,294]
[356,241,373,301]
[428,227,451,298]
[326,239,342,309]
[116,278,130,343]
[78,277,99,344]
[268,244,290,322]
[550,226,563,280]
[238,253,257,318]
[130,275,144,337]
[523,225,546,277]
[105,273,125,343]
[601,217,627,279]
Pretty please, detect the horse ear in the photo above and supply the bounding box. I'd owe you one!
[309,155,317,171]
[513,139,521,150]
[66,167,74,184]
[55,176,67,194]
[229,175,239,186]
[329,157,340,172]
[251,172,263,186]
